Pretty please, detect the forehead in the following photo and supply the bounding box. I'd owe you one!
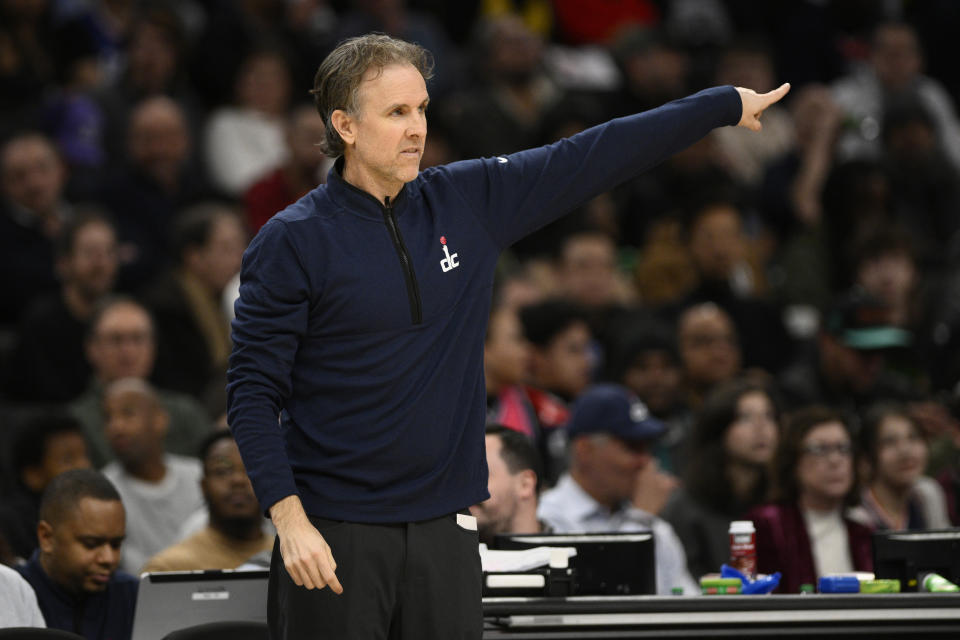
[2,137,56,170]
[804,421,848,442]
[355,63,428,110]
[206,437,241,462]
[62,497,125,537]
[98,304,150,332]
[104,388,152,411]
[680,309,732,335]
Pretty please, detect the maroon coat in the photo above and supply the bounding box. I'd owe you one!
[746,502,873,594]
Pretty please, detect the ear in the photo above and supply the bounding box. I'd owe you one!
[37,520,55,554]
[515,469,537,500]
[330,109,356,146]
[153,405,170,441]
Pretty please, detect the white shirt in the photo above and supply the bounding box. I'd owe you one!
[103,454,204,575]
[538,474,699,595]
[204,107,288,196]
[802,507,854,578]
[0,563,45,628]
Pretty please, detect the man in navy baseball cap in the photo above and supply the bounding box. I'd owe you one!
[538,384,697,595]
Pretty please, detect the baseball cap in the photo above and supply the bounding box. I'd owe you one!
[567,384,666,442]
[822,288,911,351]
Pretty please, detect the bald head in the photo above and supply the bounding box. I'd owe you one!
[128,96,189,187]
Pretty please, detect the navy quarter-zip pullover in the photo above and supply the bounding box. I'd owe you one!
[227,86,742,523]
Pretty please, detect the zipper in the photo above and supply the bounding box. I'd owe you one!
[382,195,423,324]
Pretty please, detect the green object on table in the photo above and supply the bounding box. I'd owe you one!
[700,577,741,595]
[860,579,900,593]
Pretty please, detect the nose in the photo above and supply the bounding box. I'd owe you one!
[408,111,426,139]
[96,544,120,567]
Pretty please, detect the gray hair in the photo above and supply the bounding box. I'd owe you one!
[310,33,434,157]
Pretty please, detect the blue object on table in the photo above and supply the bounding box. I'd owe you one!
[720,564,781,594]
[818,575,861,593]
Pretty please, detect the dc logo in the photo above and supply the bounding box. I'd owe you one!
[439,236,459,273]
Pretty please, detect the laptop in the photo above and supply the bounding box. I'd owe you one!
[131,569,269,640]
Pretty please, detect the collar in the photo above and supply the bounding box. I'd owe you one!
[552,474,657,527]
[325,156,415,222]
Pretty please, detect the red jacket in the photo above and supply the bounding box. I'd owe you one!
[747,502,873,594]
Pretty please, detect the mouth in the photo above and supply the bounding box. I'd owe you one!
[89,573,111,585]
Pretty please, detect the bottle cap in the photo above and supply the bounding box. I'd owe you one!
[728,520,755,534]
[799,583,815,594]
[671,586,684,596]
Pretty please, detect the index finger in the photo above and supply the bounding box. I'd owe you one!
[318,550,343,595]
[762,82,791,107]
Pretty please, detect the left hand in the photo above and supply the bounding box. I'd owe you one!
[736,83,791,131]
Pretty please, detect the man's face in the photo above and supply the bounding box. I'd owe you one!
[535,321,593,398]
[622,350,681,416]
[872,25,921,92]
[470,435,523,540]
[678,307,740,390]
[560,235,617,308]
[578,434,649,505]
[202,438,261,524]
[1,136,66,216]
[186,214,246,294]
[485,308,532,388]
[102,389,166,465]
[60,221,118,300]
[687,205,745,282]
[22,431,92,494]
[818,335,885,395]
[39,497,125,595]
[338,63,428,197]
[128,100,189,186]
[87,304,155,382]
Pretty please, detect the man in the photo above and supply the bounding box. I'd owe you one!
[227,33,786,638]
[69,296,211,467]
[676,302,742,409]
[15,469,138,640]
[471,425,547,546]
[0,412,92,562]
[100,378,204,574]
[0,132,73,326]
[538,384,698,595]
[4,210,119,403]
[145,203,247,406]
[142,431,273,572]
[520,299,594,402]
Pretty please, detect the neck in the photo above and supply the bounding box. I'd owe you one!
[726,460,761,504]
[38,555,82,598]
[62,284,97,320]
[799,491,843,514]
[210,516,264,542]
[341,157,401,204]
[510,501,543,535]
[870,481,912,522]
[125,454,166,483]
[570,468,617,511]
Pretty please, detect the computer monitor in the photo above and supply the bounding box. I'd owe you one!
[493,532,656,595]
[872,529,960,591]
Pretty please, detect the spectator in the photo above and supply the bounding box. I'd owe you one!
[101,378,204,575]
[69,297,211,467]
[97,96,213,291]
[777,288,918,419]
[0,563,45,628]
[15,469,138,640]
[145,203,247,409]
[520,299,594,403]
[244,104,332,233]
[676,303,742,409]
[470,425,547,546]
[607,319,690,474]
[852,403,950,531]
[539,384,698,595]
[556,230,633,310]
[661,378,780,579]
[747,406,872,594]
[485,304,568,483]
[142,431,272,572]
[0,132,72,327]
[204,47,292,197]
[0,412,92,562]
[606,27,689,117]
[4,210,118,403]
[832,21,960,173]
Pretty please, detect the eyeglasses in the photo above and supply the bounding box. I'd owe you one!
[802,443,853,458]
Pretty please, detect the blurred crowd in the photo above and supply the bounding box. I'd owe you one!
[3,0,960,625]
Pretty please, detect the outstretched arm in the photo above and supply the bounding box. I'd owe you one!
[737,83,791,131]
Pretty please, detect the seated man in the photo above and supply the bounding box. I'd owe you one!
[15,469,138,639]
[538,384,698,595]
[101,378,204,574]
[471,425,548,546]
[142,431,273,572]
[0,412,92,561]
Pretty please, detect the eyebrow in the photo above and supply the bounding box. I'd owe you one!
[78,535,126,545]
[386,98,431,111]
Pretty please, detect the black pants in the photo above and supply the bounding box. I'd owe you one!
[268,511,483,639]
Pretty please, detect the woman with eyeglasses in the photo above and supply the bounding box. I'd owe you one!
[661,377,781,579]
[852,403,950,531]
[747,406,873,593]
